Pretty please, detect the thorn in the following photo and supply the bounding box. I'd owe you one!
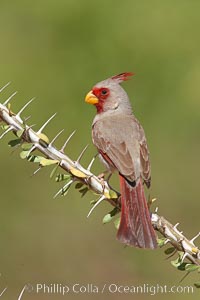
[0,126,12,139]
[60,130,76,153]
[181,252,188,262]
[76,144,89,163]
[16,98,35,118]
[26,145,36,157]
[164,238,170,245]
[53,179,73,199]
[173,223,179,230]
[173,223,181,233]
[151,197,157,203]
[87,153,98,171]
[24,115,31,122]
[31,167,42,176]
[0,82,11,93]
[190,232,200,245]
[151,212,159,223]
[37,113,57,134]
[87,195,105,218]
[154,207,158,213]
[3,91,18,106]
[0,287,7,297]
[28,124,36,129]
[49,129,64,146]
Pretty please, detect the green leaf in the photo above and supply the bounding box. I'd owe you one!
[16,129,24,138]
[194,282,200,288]
[79,187,89,197]
[177,262,188,271]
[109,189,118,199]
[39,158,59,167]
[20,150,29,159]
[114,217,120,230]
[1,124,10,130]
[103,207,120,224]
[157,238,167,247]
[75,182,84,189]
[27,155,44,163]
[21,143,34,151]
[38,133,49,145]
[8,138,21,147]
[171,256,182,268]
[185,264,200,273]
[39,139,49,148]
[70,167,87,178]
[171,253,188,271]
[164,247,175,255]
[55,174,71,182]
[103,214,113,224]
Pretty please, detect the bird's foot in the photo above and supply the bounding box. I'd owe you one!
[97,172,106,180]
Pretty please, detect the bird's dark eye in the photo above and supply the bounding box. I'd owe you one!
[101,89,108,95]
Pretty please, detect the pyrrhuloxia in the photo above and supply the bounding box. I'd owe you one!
[85,73,157,249]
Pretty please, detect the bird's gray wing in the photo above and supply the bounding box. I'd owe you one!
[92,115,139,182]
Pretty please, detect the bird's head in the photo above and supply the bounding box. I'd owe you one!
[85,72,134,114]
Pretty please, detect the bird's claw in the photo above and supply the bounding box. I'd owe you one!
[97,172,106,180]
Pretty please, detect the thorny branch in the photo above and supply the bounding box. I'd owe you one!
[0,83,200,269]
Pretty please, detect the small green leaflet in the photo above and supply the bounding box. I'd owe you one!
[21,143,34,151]
[185,264,199,273]
[103,207,120,224]
[39,158,59,167]
[164,247,175,255]
[114,217,120,230]
[1,124,10,130]
[16,129,24,138]
[74,182,89,197]
[55,173,71,182]
[103,213,113,224]
[157,238,166,247]
[109,189,118,199]
[27,155,44,163]
[79,187,89,197]
[20,150,29,159]
[8,138,21,147]
[75,182,84,189]
[171,255,188,271]
[194,282,200,288]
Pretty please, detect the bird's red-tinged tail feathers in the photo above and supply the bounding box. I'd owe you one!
[117,175,157,249]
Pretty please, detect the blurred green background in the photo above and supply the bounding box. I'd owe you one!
[0,0,200,299]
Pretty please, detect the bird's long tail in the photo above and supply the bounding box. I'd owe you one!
[117,175,157,249]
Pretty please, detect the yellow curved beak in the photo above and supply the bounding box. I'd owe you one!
[85,91,99,104]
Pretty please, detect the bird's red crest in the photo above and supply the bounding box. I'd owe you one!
[111,72,134,83]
